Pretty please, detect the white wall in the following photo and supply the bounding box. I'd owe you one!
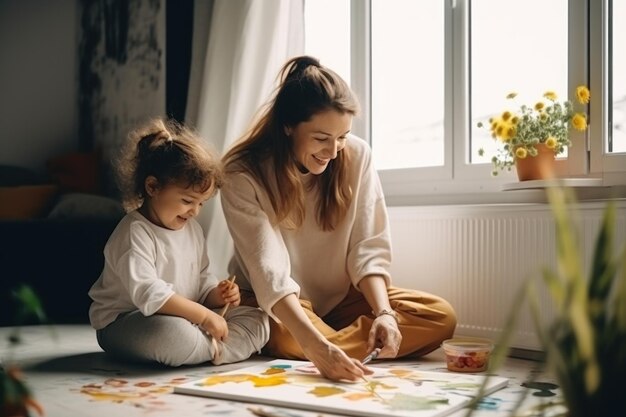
[0,0,78,174]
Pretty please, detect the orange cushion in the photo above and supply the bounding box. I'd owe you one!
[47,151,102,194]
[0,185,59,220]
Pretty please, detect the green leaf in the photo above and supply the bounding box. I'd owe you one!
[588,202,616,303]
[11,284,47,325]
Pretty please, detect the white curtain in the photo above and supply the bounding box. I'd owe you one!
[186,0,304,278]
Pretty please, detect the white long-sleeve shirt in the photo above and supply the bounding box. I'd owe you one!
[88,210,218,330]
[220,135,392,321]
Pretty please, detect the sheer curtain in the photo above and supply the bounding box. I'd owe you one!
[186,0,304,278]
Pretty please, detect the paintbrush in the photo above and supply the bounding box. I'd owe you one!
[360,348,385,401]
[219,275,236,317]
[361,347,381,366]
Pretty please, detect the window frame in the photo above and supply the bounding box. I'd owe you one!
[345,0,625,203]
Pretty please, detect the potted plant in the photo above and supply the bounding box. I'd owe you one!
[467,186,626,416]
[477,87,590,180]
[1,285,47,417]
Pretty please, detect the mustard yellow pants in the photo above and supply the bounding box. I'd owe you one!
[242,285,457,360]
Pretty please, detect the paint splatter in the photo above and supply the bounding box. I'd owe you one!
[388,369,414,378]
[134,381,155,387]
[262,367,287,375]
[199,374,287,388]
[308,385,346,397]
[104,378,128,387]
[386,393,449,411]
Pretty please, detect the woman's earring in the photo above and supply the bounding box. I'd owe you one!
[284,127,292,137]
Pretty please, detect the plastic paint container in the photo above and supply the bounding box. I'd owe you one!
[441,337,494,372]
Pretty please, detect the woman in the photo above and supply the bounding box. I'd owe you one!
[220,56,456,381]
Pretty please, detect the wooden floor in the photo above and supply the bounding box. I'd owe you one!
[0,325,565,417]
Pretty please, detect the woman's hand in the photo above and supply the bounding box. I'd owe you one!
[367,314,402,358]
[302,340,373,382]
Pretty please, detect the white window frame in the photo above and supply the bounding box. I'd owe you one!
[346,0,626,204]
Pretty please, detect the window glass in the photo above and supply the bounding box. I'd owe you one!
[371,0,444,169]
[471,0,568,164]
[611,0,626,152]
[304,0,351,85]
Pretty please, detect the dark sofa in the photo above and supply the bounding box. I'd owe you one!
[0,159,124,327]
[0,217,120,326]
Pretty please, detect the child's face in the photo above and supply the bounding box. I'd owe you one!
[288,109,352,175]
[142,180,212,230]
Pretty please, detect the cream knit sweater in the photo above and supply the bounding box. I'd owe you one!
[220,135,392,321]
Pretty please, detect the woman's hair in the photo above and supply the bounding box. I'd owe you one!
[223,56,360,231]
[116,118,224,211]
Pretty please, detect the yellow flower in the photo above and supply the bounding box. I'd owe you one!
[502,111,512,121]
[572,113,587,131]
[515,147,528,159]
[545,136,558,149]
[576,85,590,104]
[535,102,545,111]
[543,91,558,101]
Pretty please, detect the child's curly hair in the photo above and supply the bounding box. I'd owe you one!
[115,118,224,211]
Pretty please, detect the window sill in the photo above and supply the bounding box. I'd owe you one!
[383,180,626,207]
[501,177,604,191]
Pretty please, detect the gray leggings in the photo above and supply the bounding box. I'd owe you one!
[96,305,269,367]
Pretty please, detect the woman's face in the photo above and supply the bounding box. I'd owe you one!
[288,109,352,175]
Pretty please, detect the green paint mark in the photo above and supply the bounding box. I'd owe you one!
[386,393,449,411]
[269,364,292,369]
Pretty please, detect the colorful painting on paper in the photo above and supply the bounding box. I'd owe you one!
[173,360,509,417]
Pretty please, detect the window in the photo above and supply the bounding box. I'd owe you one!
[303,0,351,84]
[371,0,445,170]
[304,0,626,200]
[611,0,626,153]
[470,0,568,165]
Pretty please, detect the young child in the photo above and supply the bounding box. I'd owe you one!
[88,118,269,367]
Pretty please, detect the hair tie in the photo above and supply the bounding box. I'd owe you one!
[289,56,321,79]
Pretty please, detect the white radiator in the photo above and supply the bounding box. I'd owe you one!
[387,201,626,351]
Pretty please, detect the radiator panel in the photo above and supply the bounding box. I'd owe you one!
[387,202,626,350]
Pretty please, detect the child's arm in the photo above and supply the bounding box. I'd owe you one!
[158,294,228,340]
[203,277,241,309]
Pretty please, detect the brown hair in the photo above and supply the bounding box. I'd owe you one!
[223,56,359,231]
[116,118,224,211]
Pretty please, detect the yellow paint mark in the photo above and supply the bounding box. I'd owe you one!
[388,369,414,378]
[343,392,374,401]
[366,380,397,390]
[262,368,286,375]
[80,388,146,401]
[308,385,345,397]
[200,374,287,387]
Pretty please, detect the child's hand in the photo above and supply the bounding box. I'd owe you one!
[218,279,241,308]
[199,310,228,340]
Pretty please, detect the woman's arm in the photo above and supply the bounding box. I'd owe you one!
[272,294,370,382]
